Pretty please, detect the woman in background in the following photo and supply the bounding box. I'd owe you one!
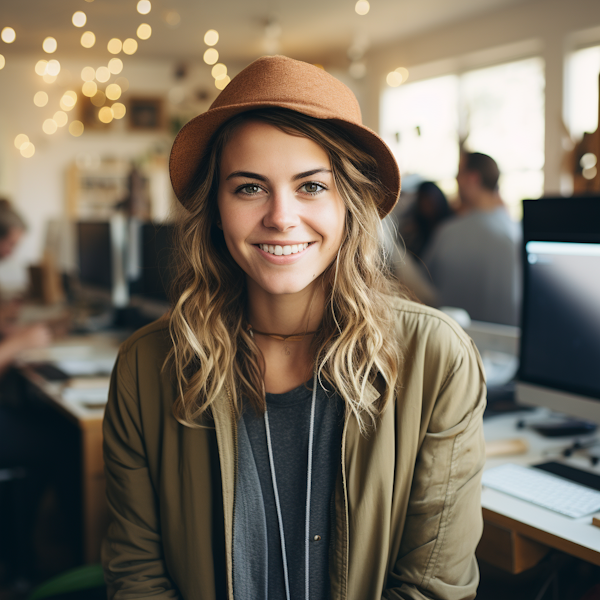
[103,56,486,600]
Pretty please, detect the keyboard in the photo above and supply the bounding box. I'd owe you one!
[482,463,600,518]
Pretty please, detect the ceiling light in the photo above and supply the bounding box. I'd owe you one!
[81,31,96,48]
[203,48,218,65]
[72,11,87,27]
[107,38,122,54]
[355,0,370,15]
[69,121,84,137]
[1,27,16,44]
[123,38,138,55]
[137,0,151,15]
[43,37,57,53]
[20,143,35,158]
[204,30,219,46]
[137,24,152,40]
[14,134,29,149]
[34,91,49,107]
[112,103,126,119]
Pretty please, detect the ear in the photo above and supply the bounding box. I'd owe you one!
[216,217,223,230]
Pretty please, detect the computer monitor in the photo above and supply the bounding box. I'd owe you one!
[139,223,176,303]
[516,197,600,425]
[76,215,129,307]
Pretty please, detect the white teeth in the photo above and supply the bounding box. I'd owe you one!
[260,242,310,255]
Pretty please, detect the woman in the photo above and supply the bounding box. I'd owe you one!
[102,56,486,600]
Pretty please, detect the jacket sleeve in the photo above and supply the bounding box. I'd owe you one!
[384,337,487,600]
[102,348,180,599]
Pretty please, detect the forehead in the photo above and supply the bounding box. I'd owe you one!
[219,120,331,173]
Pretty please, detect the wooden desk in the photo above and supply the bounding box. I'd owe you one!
[479,411,600,573]
[16,332,124,563]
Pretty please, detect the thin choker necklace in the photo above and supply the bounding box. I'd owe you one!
[247,325,318,342]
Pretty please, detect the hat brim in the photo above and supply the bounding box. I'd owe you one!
[169,102,400,219]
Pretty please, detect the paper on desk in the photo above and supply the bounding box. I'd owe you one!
[55,358,116,376]
[62,386,109,403]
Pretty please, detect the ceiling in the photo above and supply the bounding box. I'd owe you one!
[2,0,529,67]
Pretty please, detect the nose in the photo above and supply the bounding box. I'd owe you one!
[262,189,300,231]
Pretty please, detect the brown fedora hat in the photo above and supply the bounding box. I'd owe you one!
[169,55,400,218]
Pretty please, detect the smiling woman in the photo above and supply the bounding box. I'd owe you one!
[102,56,487,600]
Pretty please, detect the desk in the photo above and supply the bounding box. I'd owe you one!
[479,411,600,573]
[16,331,124,563]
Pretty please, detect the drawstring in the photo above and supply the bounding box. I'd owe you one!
[264,369,317,600]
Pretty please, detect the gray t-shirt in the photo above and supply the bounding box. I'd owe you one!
[423,207,522,325]
[242,381,344,600]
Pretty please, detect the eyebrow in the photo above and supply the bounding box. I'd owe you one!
[225,168,332,182]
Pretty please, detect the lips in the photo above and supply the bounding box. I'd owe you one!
[257,242,310,256]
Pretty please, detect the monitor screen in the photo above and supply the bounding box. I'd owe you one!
[517,197,600,422]
[140,223,175,302]
[77,221,112,290]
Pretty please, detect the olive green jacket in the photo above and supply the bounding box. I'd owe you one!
[102,299,487,600]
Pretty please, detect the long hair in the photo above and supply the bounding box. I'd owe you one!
[168,108,407,433]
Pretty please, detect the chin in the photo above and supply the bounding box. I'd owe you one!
[252,274,317,297]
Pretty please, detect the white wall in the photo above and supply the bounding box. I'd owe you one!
[364,0,600,196]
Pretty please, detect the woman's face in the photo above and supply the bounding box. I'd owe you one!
[217,120,346,299]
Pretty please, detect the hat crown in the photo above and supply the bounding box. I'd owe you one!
[211,55,363,125]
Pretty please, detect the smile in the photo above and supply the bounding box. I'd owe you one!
[257,242,310,256]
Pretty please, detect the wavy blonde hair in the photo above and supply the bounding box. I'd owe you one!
[168,108,407,433]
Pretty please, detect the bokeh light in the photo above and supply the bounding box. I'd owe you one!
[20,143,35,158]
[82,80,97,97]
[34,91,49,107]
[211,63,227,78]
[14,134,29,149]
[395,67,409,83]
[137,24,152,40]
[46,59,61,76]
[81,31,96,48]
[106,83,121,100]
[0,55,4,70]
[43,73,57,84]
[204,48,219,65]
[60,91,78,111]
[98,106,114,123]
[108,58,123,74]
[35,60,48,76]
[43,37,57,53]
[81,66,95,81]
[96,66,110,82]
[122,38,138,55]
[204,30,219,46]
[43,119,58,134]
[355,0,370,15]
[69,121,84,137]
[54,111,68,127]
[1,28,16,44]
[215,76,230,90]
[112,102,126,119]
[137,0,151,14]
[386,71,403,87]
[107,38,122,54]
[91,91,106,107]
[72,11,87,27]
[164,11,180,27]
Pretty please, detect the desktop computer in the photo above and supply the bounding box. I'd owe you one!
[516,196,600,424]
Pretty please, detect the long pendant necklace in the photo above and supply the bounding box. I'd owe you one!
[263,368,317,600]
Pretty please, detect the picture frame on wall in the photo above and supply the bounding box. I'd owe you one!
[128,97,165,131]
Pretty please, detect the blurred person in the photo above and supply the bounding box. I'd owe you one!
[399,181,453,259]
[423,152,521,325]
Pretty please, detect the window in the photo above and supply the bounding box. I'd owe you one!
[381,57,546,219]
[566,45,600,141]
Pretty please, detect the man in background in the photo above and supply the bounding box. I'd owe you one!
[423,152,521,326]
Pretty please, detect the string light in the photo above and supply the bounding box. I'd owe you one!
[204,48,219,65]
[107,38,122,54]
[69,121,84,137]
[137,24,152,40]
[1,28,16,44]
[215,76,230,90]
[20,143,35,158]
[355,0,370,15]
[112,102,126,119]
[96,66,110,82]
[60,91,78,111]
[72,11,87,27]
[43,119,58,134]
[43,37,57,53]
[211,63,227,79]
[34,91,49,107]
[46,59,61,76]
[81,31,96,48]
[137,0,151,14]
[204,30,219,46]
[35,60,48,76]
[54,111,68,127]
[43,73,57,84]
[395,67,409,82]
[82,81,98,97]
[0,55,5,70]
[386,71,402,87]
[98,106,114,123]
[106,83,121,100]
[14,134,29,149]
[122,38,138,55]
[81,66,95,81]
[108,58,123,74]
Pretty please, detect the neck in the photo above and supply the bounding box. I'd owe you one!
[463,189,504,213]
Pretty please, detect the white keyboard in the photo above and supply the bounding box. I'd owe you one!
[482,463,600,518]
